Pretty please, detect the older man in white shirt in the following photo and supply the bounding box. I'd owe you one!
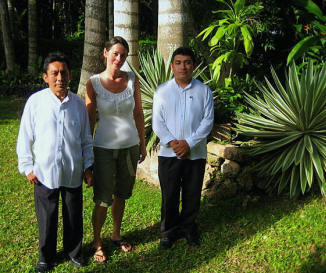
[17,52,93,272]
[152,47,214,249]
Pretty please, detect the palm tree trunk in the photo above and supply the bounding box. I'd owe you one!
[108,0,114,41]
[0,0,15,71]
[77,0,106,98]
[7,0,14,34]
[51,0,55,39]
[28,0,38,75]
[157,0,193,62]
[114,0,139,70]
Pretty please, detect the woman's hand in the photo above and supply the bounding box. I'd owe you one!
[139,145,147,163]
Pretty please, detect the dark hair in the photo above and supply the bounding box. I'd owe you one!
[172,47,196,64]
[43,52,70,73]
[105,36,129,53]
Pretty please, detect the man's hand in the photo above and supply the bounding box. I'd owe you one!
[169,140,179,149]
[26,172,39,184]
[170,140,190,159]
[84,168,93,188]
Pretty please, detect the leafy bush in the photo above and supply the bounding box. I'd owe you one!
[0,65,80,97]
[287,0,326,65]
[197,0,263,80]
[235,61,326,197]
[199,66,258,124]
[0,67,45,97]
[138,38,157,55]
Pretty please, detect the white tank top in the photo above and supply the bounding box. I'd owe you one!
[91,71,140,149]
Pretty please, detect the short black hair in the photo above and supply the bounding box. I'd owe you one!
[43,52,71,73]
[171,47,196,64]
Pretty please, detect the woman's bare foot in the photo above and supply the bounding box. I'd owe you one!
[93,247,107,263]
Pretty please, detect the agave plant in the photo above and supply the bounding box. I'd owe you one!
[235,61,326,197]
[128,49,173,151]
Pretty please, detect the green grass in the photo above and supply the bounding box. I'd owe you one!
[0,97,326,273]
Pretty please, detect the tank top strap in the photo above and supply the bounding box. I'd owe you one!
[90,74,102,96]
[127,71,135,95]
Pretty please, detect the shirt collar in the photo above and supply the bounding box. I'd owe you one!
[173,78,194,91]
[46,88,71,104]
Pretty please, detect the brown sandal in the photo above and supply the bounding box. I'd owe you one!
[111,238,132,252]
[93,247,107,263]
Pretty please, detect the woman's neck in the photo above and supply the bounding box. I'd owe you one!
[103,67,123,80]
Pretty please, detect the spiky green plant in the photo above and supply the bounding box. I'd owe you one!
[128,49,173,151]
[235,61,326,197]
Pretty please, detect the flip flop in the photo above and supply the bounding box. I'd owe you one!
[93,247,107,263]
[111,238,132,252]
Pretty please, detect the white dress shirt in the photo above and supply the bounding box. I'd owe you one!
[152,78,214,160]
[17,88,94,189]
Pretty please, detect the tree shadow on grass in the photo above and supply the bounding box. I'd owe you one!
[80,193,313,273]
[298,245,326,273]
[0,97,25,123]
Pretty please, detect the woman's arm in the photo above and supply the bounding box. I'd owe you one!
[85,79,97,136]
[133,76,147,163]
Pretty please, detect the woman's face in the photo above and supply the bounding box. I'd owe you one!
[104,43,128,70]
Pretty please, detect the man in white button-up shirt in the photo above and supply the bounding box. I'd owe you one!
[16,52,94,272]
[152,47,214,249]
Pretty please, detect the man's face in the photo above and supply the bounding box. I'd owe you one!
[43,61,71,96]
[170,55,194,84]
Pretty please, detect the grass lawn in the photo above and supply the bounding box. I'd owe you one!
[0,96,326,273]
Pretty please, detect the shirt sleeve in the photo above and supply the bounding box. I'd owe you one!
[16,99,35,176]
[80,102,94,170]
[185,86,214,149]
[152,91,176,146]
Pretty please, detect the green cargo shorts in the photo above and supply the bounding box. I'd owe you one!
[93,145,140,207]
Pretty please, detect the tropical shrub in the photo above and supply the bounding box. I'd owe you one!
[0,66,45,96]
[235,61,326,197]
[197,0,263,80]
[287,0,326,65]
[199,66,258,123]
[138,38,157,55]
[0,64,80,97]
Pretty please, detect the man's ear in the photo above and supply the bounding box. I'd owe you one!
[42,73,48,83]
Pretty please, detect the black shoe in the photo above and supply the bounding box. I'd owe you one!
[185,233,200,247]
[159,237,174,249]
[35,262,52,273]
[70,256,85,267]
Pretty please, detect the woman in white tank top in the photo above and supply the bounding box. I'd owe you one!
[85,36,146,263]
